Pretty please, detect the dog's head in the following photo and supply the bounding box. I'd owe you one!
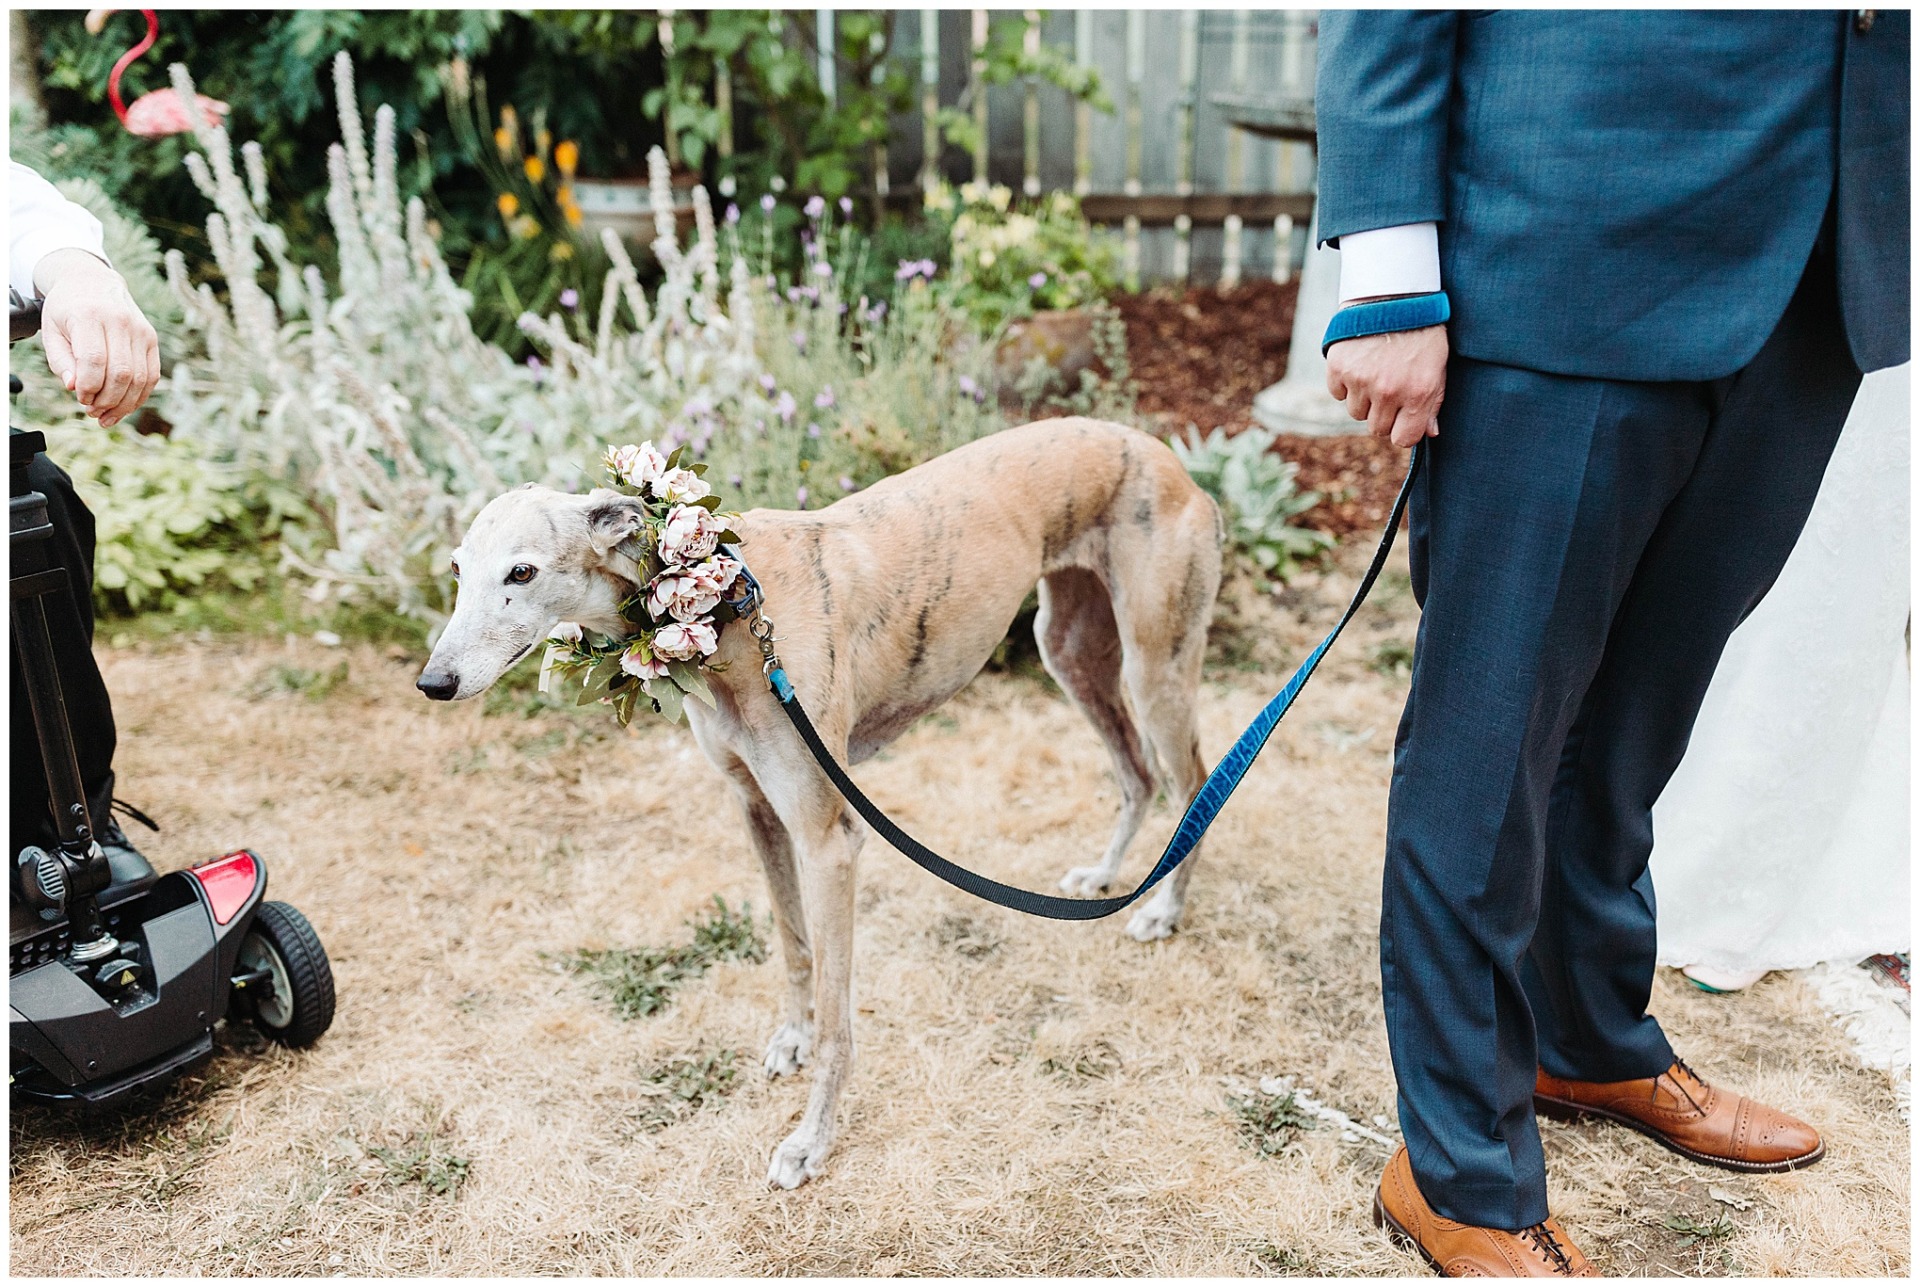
[415,484,651,701]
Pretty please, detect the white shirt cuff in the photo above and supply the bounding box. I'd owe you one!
[1336,222,1441,305]
[9,161,109,301]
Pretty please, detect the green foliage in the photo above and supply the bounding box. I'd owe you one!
[367,1130,472,1197]
[1228,1088,1318,1157]
[1172,426,1333,581]
[1369,640,1415,678]
[1662,1212,1737,1249]
[631,1049,744,1134]
[648,11,1108,204]
[23,10,662,266]
[560,897,769,1021]
[30,420,261,613]
[713,193,1135,515]
[933,181,1123,331]
[246,660,351,703]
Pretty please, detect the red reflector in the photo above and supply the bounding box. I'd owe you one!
[190,851,258,925]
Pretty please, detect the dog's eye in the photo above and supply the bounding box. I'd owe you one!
[450,559,460,580]
[506,564,537,585]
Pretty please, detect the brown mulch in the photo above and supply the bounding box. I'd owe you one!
[1115,280,1404,537]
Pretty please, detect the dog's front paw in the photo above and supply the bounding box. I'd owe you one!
[1058,865,1117,897]
[766,1125,834,1189]
[763,1020,814,1078]
[1124,892,1182,942]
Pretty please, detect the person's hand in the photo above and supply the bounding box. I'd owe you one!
[33,248,161,428]
[1325,319,1449,449]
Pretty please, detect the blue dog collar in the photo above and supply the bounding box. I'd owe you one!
[1322,291,1451,355]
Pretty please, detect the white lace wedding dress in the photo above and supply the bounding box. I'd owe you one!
[1649,363,1911,977]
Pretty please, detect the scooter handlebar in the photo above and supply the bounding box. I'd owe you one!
[11,303,44,344]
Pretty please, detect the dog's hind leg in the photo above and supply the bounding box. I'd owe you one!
[1112,521,1219,942]
[1036,567,1157,898]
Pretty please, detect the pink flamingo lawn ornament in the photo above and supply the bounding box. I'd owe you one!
[83,8,228,137]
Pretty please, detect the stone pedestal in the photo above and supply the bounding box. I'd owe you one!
[1252,204,1359,437]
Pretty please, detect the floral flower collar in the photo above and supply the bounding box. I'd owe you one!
[538,442,748,725]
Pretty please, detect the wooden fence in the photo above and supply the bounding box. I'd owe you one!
[844,10,1321,288]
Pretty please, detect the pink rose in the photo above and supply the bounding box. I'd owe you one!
[658,468,711,504]
[605,442,668,492]
[653,620,719,661]
[647,555,741,623]
[619,641,671,680]
[659,504,721,566]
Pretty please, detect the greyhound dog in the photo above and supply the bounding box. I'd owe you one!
[417,417,1223,1188]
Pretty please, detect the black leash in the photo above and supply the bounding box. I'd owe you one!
[738,443,1423,920]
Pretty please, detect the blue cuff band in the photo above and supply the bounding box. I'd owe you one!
[1322,291,1451,356]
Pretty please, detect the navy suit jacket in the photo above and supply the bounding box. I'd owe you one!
[1315,10,1909,380]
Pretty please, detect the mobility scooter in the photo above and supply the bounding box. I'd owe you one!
[10,303,336,1105]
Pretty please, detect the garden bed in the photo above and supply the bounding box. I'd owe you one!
[1116,280,1406,539]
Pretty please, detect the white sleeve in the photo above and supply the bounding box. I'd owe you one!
[1336,221,1441,305]
[10,161,110,301]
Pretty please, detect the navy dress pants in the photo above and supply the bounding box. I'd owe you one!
[1382,244,1862,1230]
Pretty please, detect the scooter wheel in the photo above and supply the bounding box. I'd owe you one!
[235,901,336,1048]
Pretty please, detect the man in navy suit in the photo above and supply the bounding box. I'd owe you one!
[1313,10,1908,1275]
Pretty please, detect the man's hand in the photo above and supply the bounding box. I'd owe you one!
[33,248,160,428]
[1325,322,1449,449]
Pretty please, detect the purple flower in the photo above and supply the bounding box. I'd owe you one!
[730,473,744,488]
[895,259,921,282]
[806,423,822,439]
[1028,272,1047,289]
[812,261,833,277]
[838,196,853,215]
[790,329,808,354]
[759,372,778,392]
[804,195,826,219]
[760,194,777,212]
[559,288,580,310]
[864,300,889,323]
[957,374,977,397]
[725,203,740,225]
[839,475,856,492]
[814,386,835,409]
[796,486,810,508]
[775,390,797,422]
[918,258,937,278]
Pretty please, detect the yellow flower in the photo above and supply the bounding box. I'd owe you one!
[496,192,520,220]
[555,140,579,177]
[535,127,551,162]
[557,187,583,228]
[493,126,512,159]
[548,240,574,262]
[510,214,540,240]
[524,155,546,184]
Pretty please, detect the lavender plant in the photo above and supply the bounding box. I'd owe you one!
[159,53,769,623]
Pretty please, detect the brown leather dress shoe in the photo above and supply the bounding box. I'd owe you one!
[1534,1058,1824,1172]
[1374,1146,1599,1277]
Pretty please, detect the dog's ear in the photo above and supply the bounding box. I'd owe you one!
[583,490,647,561]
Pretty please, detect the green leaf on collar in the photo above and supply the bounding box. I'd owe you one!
[668,660,716,709]
[648,677,686,724]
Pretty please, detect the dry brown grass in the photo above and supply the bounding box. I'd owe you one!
[9,542,1907,1276]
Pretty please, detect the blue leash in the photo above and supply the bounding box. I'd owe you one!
[738,443,1422,920]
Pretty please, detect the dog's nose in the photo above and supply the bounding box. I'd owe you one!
[416,671,459,701]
